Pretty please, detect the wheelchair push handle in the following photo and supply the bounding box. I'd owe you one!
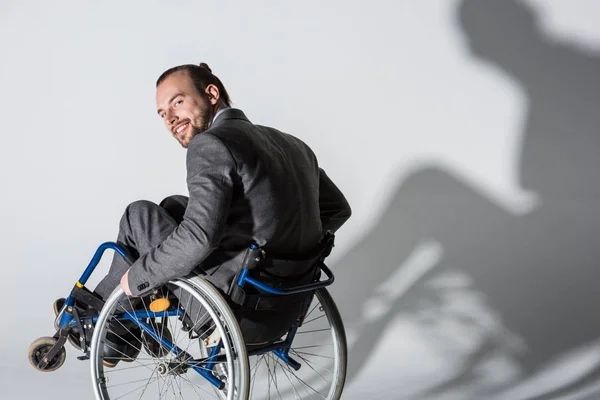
[241,244,263,271]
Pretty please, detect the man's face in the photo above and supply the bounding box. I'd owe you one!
[156,70,212,148]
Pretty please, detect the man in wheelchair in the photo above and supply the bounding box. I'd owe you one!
[51,62,351,369]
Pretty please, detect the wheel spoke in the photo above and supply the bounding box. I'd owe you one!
[91,277,249,399]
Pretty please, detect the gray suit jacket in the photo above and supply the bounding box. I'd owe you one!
[127,109,351,296]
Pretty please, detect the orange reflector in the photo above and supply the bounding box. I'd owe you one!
[149,298,170,313]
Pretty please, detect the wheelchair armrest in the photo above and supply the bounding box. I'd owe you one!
[78,242,134,287]
[237,262,335,295]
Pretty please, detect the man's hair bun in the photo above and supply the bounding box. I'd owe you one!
[199,63,212,73]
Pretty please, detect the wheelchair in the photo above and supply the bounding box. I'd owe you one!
[29,233,347,399]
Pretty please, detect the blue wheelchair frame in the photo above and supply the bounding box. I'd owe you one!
[56,241,335,389]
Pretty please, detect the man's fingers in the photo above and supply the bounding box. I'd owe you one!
[120,269,132,296]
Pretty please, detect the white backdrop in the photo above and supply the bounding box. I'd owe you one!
[2,1,600,398]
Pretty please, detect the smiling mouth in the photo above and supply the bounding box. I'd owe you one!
[175,123,190,139]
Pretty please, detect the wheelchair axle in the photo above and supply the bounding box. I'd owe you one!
[156,361,188,376]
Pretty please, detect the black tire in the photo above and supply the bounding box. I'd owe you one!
[28,336,66,372]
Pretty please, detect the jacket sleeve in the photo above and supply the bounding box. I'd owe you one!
[127,132,236,296]
[318,168,352,234]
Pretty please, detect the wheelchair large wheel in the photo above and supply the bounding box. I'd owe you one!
[89,276,250,400]
[247,288,347,400]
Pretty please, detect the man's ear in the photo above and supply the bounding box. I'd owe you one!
[205,84,220,105]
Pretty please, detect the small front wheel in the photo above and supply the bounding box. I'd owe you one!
[28,336,66,372]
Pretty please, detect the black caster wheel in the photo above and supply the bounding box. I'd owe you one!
[28,336,66,372]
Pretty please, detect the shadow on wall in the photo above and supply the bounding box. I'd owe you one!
[329,0,600,398]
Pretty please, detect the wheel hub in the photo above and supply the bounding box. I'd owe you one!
[157,362,168,375]
[157,361,188,376]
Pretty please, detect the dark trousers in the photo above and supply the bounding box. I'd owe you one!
[94,195,189,300]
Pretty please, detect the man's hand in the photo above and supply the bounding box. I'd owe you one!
[120,269,132,296]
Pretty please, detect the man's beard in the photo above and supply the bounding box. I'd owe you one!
[181,104,213,148]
